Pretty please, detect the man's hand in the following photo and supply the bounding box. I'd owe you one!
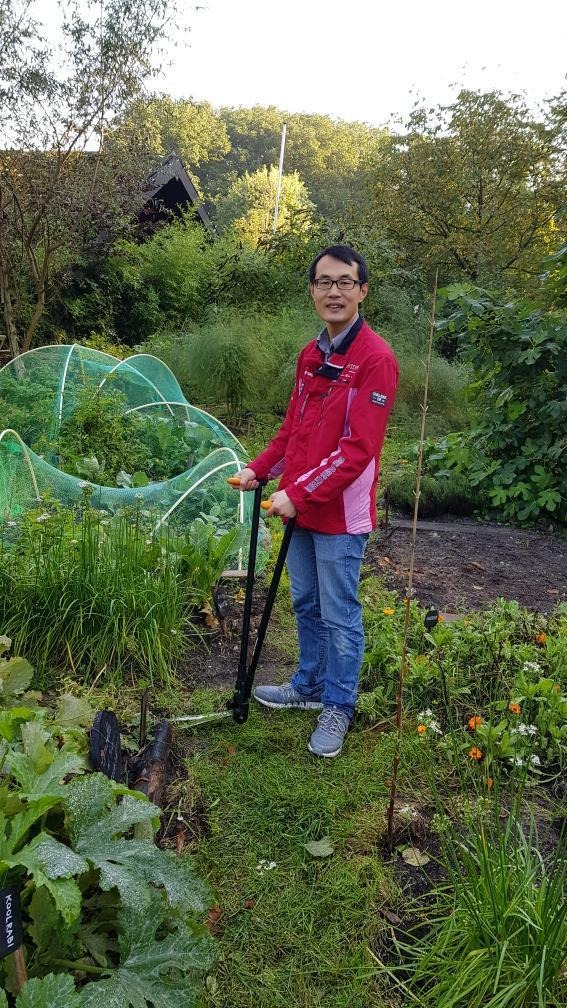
[265,490,297,518]
[235,467,259,491]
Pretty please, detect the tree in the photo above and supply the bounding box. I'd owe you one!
[0,0,185,359]
[370,90,567,288]
[111,95,230,181]
[197,105,388,217]
[215,166,315,246]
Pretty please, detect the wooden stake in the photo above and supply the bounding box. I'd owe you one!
[12,946,27,992]
[386,270,439,851]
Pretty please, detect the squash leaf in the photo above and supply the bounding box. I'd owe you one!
[79,895,216,1008]
[66,775,212,914]
[16,972,81,1008]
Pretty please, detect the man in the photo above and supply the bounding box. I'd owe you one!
[236,245,398,757]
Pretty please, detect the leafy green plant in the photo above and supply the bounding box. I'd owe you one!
[386,809,567,1007]
[179,516,245,607]
[433,284,566,525]
[0,376,55,447]
[388,465,478,517]
[0,644,215,1004]
[358,589,566,772]
[0,503,190,687]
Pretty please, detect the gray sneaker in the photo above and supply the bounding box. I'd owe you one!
[253,683,323,711]
[308,708,350,758]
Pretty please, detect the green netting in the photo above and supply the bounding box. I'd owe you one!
[0,344,259,558]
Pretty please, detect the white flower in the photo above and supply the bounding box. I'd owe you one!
[417,709,441,733]
[522,661,541,674]
[69,539,78,545]
[36,513,51,522]
[530,755,541,766]
[6,521,17,528]
[256,859,276,873]
[511,756,524,767]
[517,724,537,737]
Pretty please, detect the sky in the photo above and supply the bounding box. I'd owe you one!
[33,0,566,126]
[160,0,567,124]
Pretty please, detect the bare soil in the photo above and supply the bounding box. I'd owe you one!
[368,516,566,614]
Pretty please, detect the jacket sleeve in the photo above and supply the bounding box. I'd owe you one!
[248,349,305,481]
[285,352,398,512]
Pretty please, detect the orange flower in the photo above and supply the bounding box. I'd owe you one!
[535,632,547,644]
[508,702,521,715]
[485,777,494,790]
[468,746,483,760]
[437,614,445,622]
[383,607,396,616]
[467,715,483,730]
[417,724,427,734]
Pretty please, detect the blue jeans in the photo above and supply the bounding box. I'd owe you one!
[286,528,368,720]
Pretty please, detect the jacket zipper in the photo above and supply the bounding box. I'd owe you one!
[317,390,331,427]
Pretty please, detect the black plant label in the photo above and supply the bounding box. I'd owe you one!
[0,886,23,959]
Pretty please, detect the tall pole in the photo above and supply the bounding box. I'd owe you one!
[272,122,287,232]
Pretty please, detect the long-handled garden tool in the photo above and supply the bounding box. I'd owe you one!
[170,477,295,728]
[226,477,296,723]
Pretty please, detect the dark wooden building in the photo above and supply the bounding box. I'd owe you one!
[140,153,212,232]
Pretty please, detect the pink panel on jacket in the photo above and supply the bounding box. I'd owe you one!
[342,458,375,534]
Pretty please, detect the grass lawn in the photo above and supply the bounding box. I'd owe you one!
[179,698,423,1008]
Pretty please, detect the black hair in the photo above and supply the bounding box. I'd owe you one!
[308,245,368,285]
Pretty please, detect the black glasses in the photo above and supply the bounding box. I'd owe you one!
[312,278,361,291]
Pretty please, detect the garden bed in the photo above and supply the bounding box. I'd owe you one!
[371,516,566,613]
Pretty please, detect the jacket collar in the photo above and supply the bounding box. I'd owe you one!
[322,314,364,357]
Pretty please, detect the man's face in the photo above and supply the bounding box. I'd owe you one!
[310,254,368,334]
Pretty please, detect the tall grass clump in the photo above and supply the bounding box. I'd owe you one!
[144,305,316,417]
[390,345,470,434]
[390,808,566,1008]
[0,501,193,688]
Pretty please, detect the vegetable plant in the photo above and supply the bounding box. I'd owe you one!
[0,638,215,1004]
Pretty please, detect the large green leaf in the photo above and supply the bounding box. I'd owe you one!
[20,720,52,773]
[28,887,81,963]
[6,749,86,799]
[0,796,60,855]
[0,656,34,697]
[55,693,95,728]
[66,776,211,914]
[79,897,215,1008]
[16,972,81,1008]
[3,833,86,922]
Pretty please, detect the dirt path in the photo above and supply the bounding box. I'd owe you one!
[368,517,566,613]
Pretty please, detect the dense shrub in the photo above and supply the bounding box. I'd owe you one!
[433,284,566,525]
[388,466,479,517]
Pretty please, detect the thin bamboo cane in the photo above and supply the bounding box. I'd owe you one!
[386,270,439,851]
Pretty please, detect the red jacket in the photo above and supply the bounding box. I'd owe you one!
[250,318,398,534]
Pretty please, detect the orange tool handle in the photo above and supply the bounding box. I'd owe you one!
[227,477,272,510]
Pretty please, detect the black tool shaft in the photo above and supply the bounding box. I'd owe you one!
[236,483,264,681]
[245,517,295,687]
[231,516,296,723]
